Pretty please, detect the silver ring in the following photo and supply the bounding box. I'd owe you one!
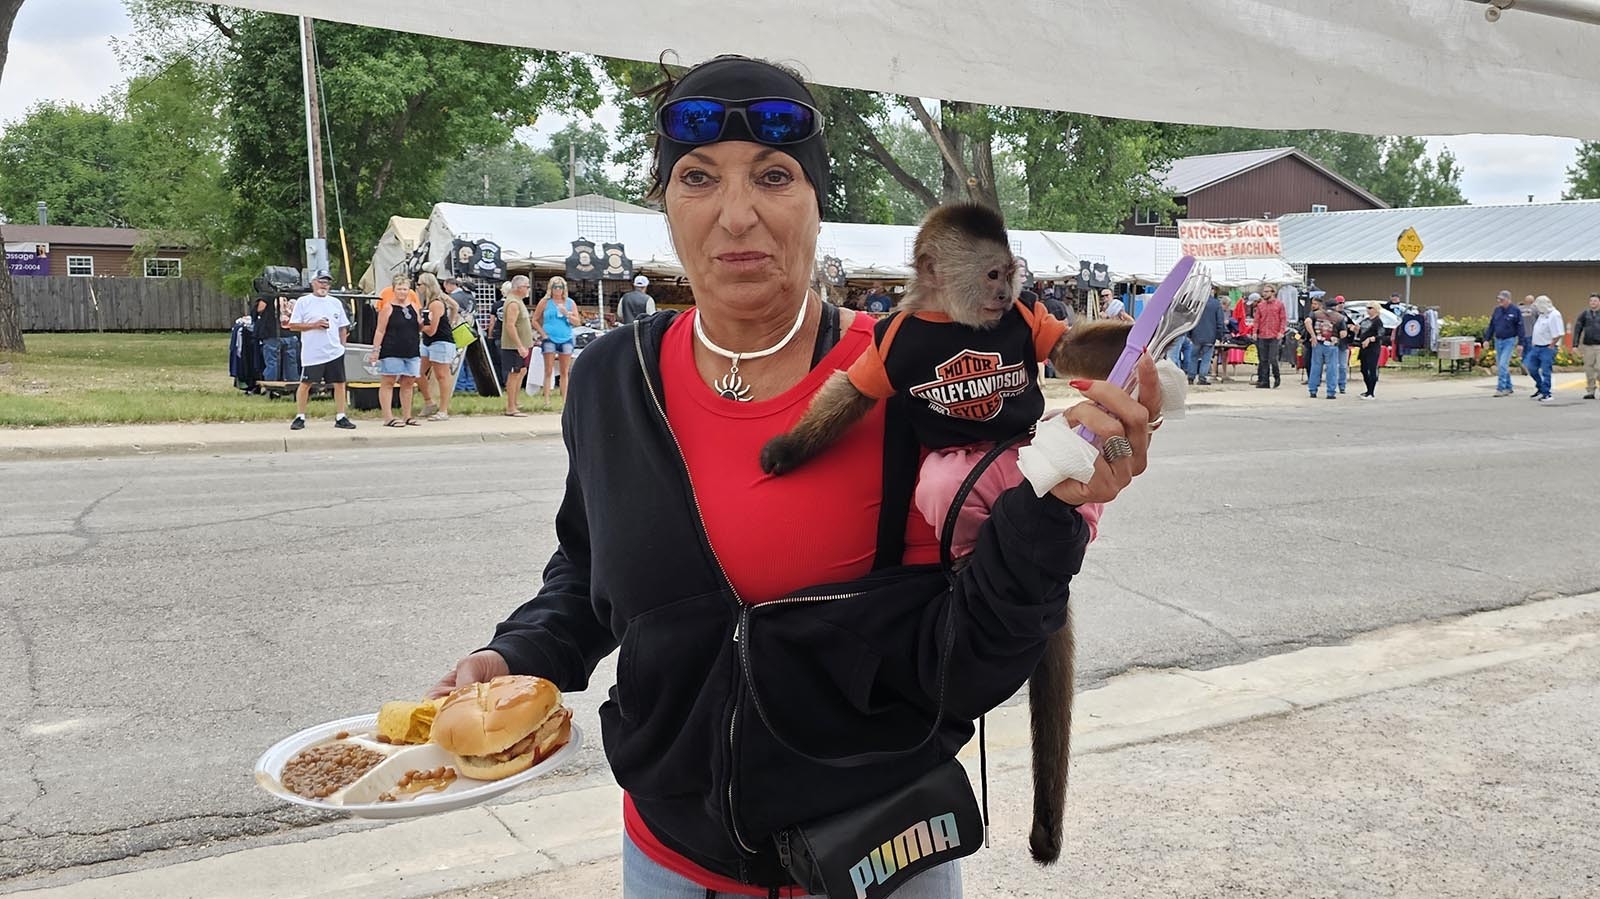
[1101,435,1134,464]
[1147,415,1165,433]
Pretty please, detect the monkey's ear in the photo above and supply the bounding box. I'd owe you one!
[915,253,939,289]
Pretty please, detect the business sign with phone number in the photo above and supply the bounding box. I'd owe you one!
[4,242,49,277]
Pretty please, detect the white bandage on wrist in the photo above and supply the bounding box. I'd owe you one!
[1017,414,1101,496]
[1146,358,1189,420]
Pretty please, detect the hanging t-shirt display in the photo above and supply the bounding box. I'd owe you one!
[1396,313,1427,354]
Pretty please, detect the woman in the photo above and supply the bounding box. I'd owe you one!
[501,278,535,417]
[534,276,582,401]
[367,286,423,426]
[1356,301,1383,398]
[417,273,460,421]
[428,55,1161,899]
[379,273,438,414]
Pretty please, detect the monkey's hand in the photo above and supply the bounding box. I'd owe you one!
[759,434,809,476]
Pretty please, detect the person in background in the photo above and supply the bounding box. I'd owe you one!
[1519,294,1538,378]
[368,277,424,427]
[1041,286,1072,327]
[500,276,535,416]
[1188,287,1228,385]
[443,275,476,319]
[534,276,581,401]
[619,274,655,326]
[863,283,893,314]
[1101,288,1134,322]
[418,274,460,422]
[287,272,356,431]
[377,273,419,313]
[1356,301,1384,399]
[1527,294,1564,402]
[1572,292,1600,400]
[1332,297,1354,395]
[1305,297,1341,400]
[1253,284,1288,389]
[1485,289,1525,396]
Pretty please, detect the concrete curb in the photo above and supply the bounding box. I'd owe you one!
[14,592,1598,899]
[0,422,564,462]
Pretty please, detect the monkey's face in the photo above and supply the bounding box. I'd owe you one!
[943,241,1020,329]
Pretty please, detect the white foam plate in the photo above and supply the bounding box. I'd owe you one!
[254,713,582,820]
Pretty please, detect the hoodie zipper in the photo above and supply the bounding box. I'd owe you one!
[633,326,758,857]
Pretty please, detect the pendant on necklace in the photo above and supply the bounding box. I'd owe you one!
[714,358,753,402]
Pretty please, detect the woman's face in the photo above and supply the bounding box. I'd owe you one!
[664,140,819,316]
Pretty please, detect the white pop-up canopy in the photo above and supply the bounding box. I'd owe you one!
[222,1,1598,139]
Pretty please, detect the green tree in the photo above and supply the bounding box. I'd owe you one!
[1006,110,1194,232]
[0,0,26,352]
[0,103,127,227]
[1564,141,1600,199]
[1368,137,1467,207]
[441,140,566,207]
[126,4,603,290]
[542,122,624,198]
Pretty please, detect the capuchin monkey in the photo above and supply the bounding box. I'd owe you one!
[760,202,1133,864]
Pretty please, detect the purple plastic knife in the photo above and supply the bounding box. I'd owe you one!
[1075,255,1196,446]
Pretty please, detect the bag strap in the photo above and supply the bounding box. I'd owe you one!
[743,431,1032,768]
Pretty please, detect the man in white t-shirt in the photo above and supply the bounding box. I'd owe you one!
[287,272,357,430]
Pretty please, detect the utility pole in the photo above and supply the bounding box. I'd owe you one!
[567,139,577,199]
[299,16,329,271]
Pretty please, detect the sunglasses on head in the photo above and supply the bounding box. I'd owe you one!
[658,97,822,146]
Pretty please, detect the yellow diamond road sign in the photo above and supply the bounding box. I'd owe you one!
[1397,228,1424,267]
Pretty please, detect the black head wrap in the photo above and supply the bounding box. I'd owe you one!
[654,57,830,214]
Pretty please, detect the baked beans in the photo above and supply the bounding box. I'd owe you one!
[281,742,386,800]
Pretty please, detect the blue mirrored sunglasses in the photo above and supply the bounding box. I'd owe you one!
[657,97,822,146]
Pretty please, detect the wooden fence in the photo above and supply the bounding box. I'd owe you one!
[16,277,239,332]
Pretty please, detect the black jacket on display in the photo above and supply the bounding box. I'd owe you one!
[481,311,1088,888]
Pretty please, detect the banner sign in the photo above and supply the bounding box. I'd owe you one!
[4,241,50,277]
[1177,220,1282,259]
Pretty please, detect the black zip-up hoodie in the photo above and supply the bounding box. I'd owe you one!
[482,312,1089,888]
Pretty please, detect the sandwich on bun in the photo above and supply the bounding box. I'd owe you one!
[431,675,572,781]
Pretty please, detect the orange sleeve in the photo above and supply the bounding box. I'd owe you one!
[1033,312,1069,363]
[847,338,896,400]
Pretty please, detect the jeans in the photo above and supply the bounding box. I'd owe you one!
[261,335,300,382]
[1308,343,1339,397]
[1188,342,1216,381]
[1168,336,1194,375]
[1335,347,1349,392]
[1255,337,1282,386]
[1494,336,1518,392]
[621,834,963,899]
[1526,344,1555,397]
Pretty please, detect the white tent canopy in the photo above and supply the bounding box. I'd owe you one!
[415,202,1301,289]
[359,215,428,292]
[223,1,1599,139]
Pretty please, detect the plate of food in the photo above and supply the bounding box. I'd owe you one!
[255,675,581,819]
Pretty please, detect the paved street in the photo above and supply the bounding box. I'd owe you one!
[2,387,1598,891]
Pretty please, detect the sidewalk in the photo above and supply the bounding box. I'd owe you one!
[1,371,1587,462]
[0,412,564,461]
[14,592,1597,899]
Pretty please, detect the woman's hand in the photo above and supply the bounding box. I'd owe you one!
[1050,353,1162,506]
[427,649,510,699]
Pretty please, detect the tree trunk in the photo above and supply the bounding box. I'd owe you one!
[0,1,28,352]
[0,224,26,353]
[958,102,1001,212]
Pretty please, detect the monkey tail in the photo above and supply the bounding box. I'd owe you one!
[1028,617,1075,864]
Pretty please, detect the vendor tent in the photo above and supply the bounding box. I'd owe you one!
[414,201,1300,289]
[221,1,1598,140]
[360,216,428,292]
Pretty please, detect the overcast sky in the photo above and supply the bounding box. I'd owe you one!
[0,0,1585,209]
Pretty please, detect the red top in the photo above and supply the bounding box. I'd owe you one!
[624,308,940,893]
[1253,297,1288,339]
